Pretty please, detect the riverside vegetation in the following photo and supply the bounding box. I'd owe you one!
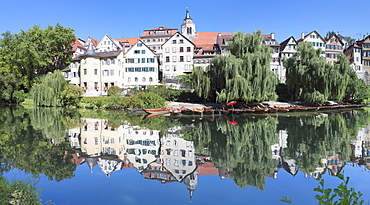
[1,24,370,203]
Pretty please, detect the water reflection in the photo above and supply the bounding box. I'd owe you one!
[1,106,370,200]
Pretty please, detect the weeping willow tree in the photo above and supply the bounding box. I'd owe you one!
[30,70,67,106]
[284,42,350,104]
[192,31,278,102]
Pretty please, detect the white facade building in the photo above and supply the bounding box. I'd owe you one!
[123,40,160,89]
[162,32,195,79]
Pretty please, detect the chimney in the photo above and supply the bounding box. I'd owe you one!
[301,32,305,39]
[271,33,275,40]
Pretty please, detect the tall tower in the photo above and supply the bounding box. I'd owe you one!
[181,9,197,40]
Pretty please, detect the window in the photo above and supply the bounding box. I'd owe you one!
[147,58,155,63]
[187,47,191,52]
[165,65,170,71]
[134,50,140,54]
[173,65,176,71]
[110,69,114,76]
[141,50,146,54]
[149,77,153,82]
[172,40,177,44]
[111,59,115,64]
[137,42,142,47]
[149,67,154,72]
[180,39,184,44]
[103,70,109,76]
[172,56,177,62]
[82,59,86,64]
[83,69,87,75]
[94,69,97,75]
[187,55,191,62]
[180,47,184,52]
[142,77,146,82]
[165,47,170,53]
[180,56,184,62]
[168,30,172,35]
[166,56,170,62]
[128,77,131,82]
[135,77,138,82]
[142,58,146,63]
[172,47,177,53]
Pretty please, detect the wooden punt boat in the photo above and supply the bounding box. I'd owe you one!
[305,107,320,111]
[254,107,268,113]
[143,107,172,114]
[202,107,215,115]
[273,106,290,112]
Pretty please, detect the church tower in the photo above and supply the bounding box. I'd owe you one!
[181,9,197,40]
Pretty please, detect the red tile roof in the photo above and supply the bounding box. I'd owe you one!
[116,37,141,47]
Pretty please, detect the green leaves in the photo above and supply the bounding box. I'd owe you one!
[192,31,278,103]
[313,174,364,205]
[284,42,357,104]
[0,24,75,93]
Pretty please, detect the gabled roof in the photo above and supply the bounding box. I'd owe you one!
[297,30,326,43]
[141,27,179,37]
[262,34,280,47]
[71,37,86,52]
[97,34,122,49]
[216,34,233,48]
[326,34,344,46]
[87,37,99,47]
[125,40,156,56]
[280,36,297,51]
[192,32,231,46]
[116,37,141,47]
[161,32,196,48]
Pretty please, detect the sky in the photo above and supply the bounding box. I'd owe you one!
[1,0,369,43]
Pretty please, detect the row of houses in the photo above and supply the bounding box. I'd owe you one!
[63,9,370,96]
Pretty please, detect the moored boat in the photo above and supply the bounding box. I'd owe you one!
[143,107,172,114]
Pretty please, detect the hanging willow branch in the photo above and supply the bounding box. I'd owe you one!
[192,30,278,103]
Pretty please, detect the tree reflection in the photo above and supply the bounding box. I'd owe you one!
[184,117,279,190]
[0,106,76,181]
[283,110,370,175]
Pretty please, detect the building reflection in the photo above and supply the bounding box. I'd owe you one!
[65,116,370,196]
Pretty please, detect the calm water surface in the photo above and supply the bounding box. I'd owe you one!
[1,106,370,204]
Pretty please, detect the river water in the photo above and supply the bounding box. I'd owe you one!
[1,106,370,204]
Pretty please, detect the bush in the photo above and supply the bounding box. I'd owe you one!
[303,90,326,105]
[127,92,165,108]
[145,85,183,101]
[108,86,121,96]
[61,84,84,106]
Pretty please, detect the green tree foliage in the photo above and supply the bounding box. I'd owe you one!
[192,31,278,102]
[344,70,370,103]
[61,83,84,106]
[0,73,25,104]
[108,86,121,96]
[30,70,67,106]
[126,92,165,108]
[0,24,75,91]
[284,42,350,104]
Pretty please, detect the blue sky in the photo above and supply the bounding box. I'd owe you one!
[1,0,368,43]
